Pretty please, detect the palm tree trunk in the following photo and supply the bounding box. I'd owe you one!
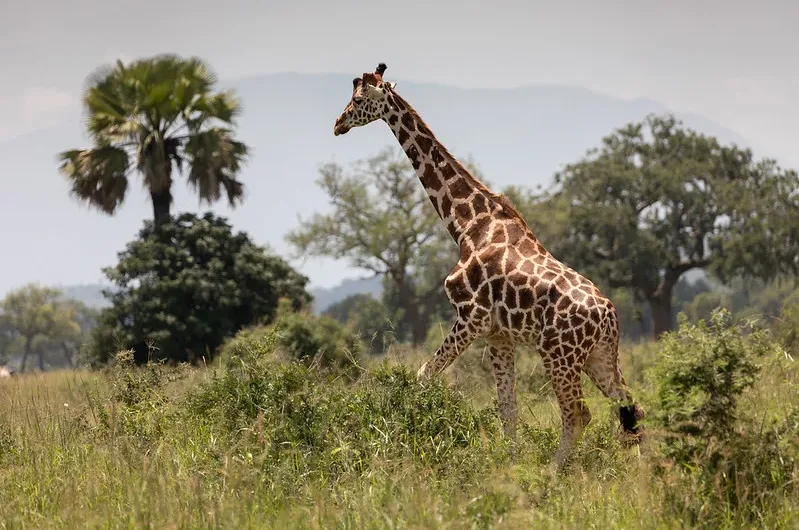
[151,189,172,227]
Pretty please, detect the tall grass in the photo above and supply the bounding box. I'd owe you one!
[0,313,796,529]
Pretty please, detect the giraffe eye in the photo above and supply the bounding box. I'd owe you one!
[353,96,363,103]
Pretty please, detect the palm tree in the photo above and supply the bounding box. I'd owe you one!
[58,54,250,227]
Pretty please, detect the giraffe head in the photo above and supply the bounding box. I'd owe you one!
[333,63,397,136]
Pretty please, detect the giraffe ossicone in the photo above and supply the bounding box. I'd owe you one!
[333,63,644,468]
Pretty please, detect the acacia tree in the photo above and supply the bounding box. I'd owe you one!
[549,114,799,338]
[287,148,458,344]
[58,54,249,227]
[0,284,81,372]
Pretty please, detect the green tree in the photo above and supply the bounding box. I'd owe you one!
[287,147,458,344]
[548,114,799,338]
[324,293,396,352]
[58,54,249,227]
[0,284,81,372]
[88,212,312,365]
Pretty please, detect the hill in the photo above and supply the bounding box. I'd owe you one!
[0,72,771,298]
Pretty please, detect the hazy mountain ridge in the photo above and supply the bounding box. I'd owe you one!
[0,72,773,298]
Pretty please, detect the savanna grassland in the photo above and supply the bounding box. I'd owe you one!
[1,310,797,529]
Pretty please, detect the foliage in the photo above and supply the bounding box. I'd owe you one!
[222,300,364,375]
[0,284,84,372]
[0,331,797,528]
[191,328,498,484]
[86,212,311,365]
[648,309,797,525]
[286,147,458,344]
[57,54,249,226]
[323,293,397,352]
[545,114,799,337]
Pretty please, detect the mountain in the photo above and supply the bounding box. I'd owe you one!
[0,72,773,298]
[309,276,382,313]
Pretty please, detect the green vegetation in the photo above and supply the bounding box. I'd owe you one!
[57,54,249,227]
[1,53,795,527]
[0,312,796,528]
[530,114,799,338]
[85,212,311,365]
[287,147,460,344]
[0,284,94,372]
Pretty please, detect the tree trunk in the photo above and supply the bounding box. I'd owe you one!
[38,348,45,371]
[151,188,172,228]
[649,295,673,340]
[648,268,679,340]
[20,336,32,373]
[61,343,75,368]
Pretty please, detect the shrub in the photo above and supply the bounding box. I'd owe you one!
[220,299,364,377]
[649,309,797,526]
[188,326,499,487]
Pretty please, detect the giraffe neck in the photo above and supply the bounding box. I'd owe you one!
[382,91,509,245]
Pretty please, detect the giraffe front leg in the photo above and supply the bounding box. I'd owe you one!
[487,338,517,440]
[417,320,477,380]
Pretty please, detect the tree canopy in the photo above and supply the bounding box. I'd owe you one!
[545,114,799,337]
[0,284,85,372]
[287,147,458,344]
[58,54,250,227]
[87,212,312,365]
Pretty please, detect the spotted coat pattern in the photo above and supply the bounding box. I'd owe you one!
[333,64,644,468]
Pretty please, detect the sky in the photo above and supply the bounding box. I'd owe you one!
[1,0,798,293]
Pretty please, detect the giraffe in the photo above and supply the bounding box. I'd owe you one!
[333,63,644,468]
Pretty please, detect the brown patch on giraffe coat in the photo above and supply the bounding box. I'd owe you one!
[465,261,484,292]
[490,278,505,301]
[440,195,453,218]
[401,112,415,131]
[441,163,456,181]
[388,114,399,126]
[492,228,507,244]
[421,164,442,191]
[473,194,488,215]
[511,311,524,329]
[431,147,445,166]
[397,127,410,146]
[475,283,491,308]
[518,287,534,308]
[407,145,421,169]
[445,275,471,304]
[508,272,527,287]
[505,223,525,245]
[519,260,536,275]
[455,203,472,221]
[416,135,433,155]
[518,238,538,256]
[450,178,472,199]
[554,275,570,292]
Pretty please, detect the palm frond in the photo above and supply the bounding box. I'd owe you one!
[183,128,249,206]
[57,146,131,214]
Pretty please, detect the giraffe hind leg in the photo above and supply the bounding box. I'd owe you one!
[546,359,591,470]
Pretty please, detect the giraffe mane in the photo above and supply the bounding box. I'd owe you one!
[388,88,531,228]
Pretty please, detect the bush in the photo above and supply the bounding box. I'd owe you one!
[188,326,499,486]
[648,309,797,526]
[85,212,311,365]
[221,299,364,377]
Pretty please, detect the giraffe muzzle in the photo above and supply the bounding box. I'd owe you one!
[333,120,350,136]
